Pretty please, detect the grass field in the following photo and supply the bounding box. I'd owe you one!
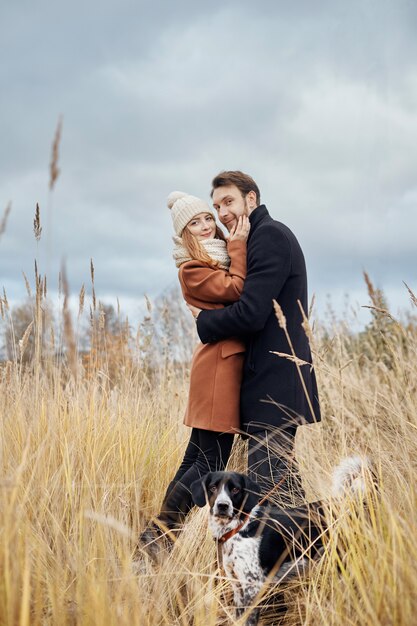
[1,271,416,625]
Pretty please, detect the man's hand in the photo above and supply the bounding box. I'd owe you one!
[187,303,202,321]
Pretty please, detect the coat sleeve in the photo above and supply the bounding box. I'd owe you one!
[180,239,247,304]
[196,225,291,342]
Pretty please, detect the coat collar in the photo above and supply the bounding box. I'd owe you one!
[248,204,270,240]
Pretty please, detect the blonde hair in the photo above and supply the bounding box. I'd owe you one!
[181,225,227,268]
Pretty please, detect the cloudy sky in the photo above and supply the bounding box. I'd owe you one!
[1,0,416,330]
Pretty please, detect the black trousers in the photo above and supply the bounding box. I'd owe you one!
[158,427,234,529]
[247,425,305,506]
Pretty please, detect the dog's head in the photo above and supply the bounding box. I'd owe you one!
[191,471,261,520]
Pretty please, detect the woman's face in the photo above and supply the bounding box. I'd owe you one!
[186,213,216,241]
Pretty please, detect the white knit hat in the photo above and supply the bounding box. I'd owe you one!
[167,191,216,236]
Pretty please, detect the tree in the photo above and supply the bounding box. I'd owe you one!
[81,301,133,384]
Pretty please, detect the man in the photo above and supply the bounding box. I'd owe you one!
[188,171,321,502]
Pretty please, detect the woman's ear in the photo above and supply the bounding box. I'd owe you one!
[242,475,261,512]
[190,473,212,507]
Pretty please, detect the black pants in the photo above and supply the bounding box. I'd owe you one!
[247,425,305,506]
[158,427,234,529]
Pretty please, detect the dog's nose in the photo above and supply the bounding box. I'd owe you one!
[216,502,229,513]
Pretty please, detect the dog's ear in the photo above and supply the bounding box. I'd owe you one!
[190,473,212,507]
[242,475,261,513]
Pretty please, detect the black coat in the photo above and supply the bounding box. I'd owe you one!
[197,205,321,433]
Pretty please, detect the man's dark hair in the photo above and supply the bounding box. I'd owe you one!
[211,170,261,205]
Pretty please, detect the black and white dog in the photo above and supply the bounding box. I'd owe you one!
[191,457,374,626]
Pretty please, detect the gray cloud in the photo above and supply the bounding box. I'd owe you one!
[1,0,416,327]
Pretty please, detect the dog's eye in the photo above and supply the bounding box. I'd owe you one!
[209,485,217,493]
[231,487,240,495]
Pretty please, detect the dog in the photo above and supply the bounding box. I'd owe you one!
[191,456,374,626]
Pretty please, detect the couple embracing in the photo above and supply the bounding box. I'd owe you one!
[140,170,320,556]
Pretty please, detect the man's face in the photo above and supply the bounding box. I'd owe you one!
[212,184,250,232]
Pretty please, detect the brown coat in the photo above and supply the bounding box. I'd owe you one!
[179,239,246,433]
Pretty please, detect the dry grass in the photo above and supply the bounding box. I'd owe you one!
[49,117,63,192]
[0,202,12,242]
[0,278,416,626]
[33,203,42,243]
[1,126,416,622]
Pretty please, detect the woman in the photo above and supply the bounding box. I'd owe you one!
[139,191,250,557]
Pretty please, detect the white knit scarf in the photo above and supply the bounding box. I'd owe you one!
[172,236,231,269]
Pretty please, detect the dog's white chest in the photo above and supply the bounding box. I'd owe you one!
[222,535,264,585]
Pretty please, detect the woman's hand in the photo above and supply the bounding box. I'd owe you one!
[187,303,202,321]
[229,215,251,242]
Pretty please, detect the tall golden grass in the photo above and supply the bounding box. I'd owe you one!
[1,272,416,625]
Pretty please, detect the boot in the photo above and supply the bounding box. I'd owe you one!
[135,480,193,562]
[135,519,175,563]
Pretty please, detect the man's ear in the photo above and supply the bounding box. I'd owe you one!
[246,189,257,210]
[242,475,261,513]
[190,473,212,507]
